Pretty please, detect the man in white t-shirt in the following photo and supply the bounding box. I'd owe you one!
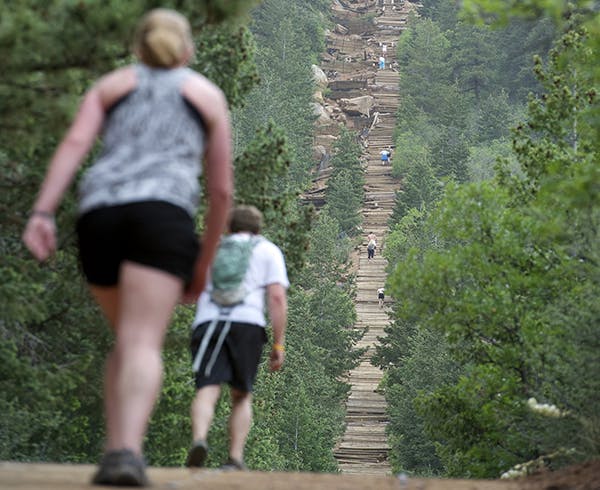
[186,206,289,471]
[380,148,389,165]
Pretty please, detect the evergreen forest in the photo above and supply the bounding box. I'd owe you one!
[1,0,599,480]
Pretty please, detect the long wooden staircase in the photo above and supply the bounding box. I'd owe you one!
[310,0,417,476]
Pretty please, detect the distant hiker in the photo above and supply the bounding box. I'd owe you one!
[367,231,377,243]
[386,145,393,163]
[378,287,385,307]
[380,148,390,165]
[382,43,387,54]
[379,56,385,69]
[367,238,377,260]
[187,205,289,471]
[22,8,233,487]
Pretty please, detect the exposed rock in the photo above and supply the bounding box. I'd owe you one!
[311,102,332,125]
[338,95,374,117]
[314,134,338,148]
[312,144,328,162]
[334,23,349,35]
[311,64,329,88]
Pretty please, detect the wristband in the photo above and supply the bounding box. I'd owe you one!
[31,210,55,220]
[272,343,285,352]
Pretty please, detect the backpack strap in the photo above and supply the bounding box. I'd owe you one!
[192,306,235,376]
[192,318,219,374]
[203,319,232,376]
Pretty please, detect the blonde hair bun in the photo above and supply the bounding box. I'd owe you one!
[135,9,193,68]
[145,27,184,67]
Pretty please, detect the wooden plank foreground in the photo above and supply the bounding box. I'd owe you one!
[0,462,518,490]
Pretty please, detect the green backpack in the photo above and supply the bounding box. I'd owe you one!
[210,235,259,306]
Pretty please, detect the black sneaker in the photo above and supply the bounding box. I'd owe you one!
[219,457,247,471]
[186,440,209,468]
[92,449,149,487]
[92,451,121,485]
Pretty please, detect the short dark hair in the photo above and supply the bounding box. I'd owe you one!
[229,205,263,234]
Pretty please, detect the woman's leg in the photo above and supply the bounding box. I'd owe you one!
[89,286,120,451]
[91,261,183,455]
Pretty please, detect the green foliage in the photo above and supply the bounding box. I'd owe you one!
[0,247,109,462]
[391,130,430,178]
[0,0,354,473]
[233,120,313,278]
[299,212,354,281]
[499,27,596,202]
[193,0,262,24]
[377,325,458,475]
[325,127,365,236]
[194,24,260,109]
[0,0,348,471]
[383,9,600,477]
[466,138,516,182]
[390,157,441,223]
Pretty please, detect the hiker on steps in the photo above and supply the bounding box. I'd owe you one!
[378,287,385,308]
[187,205,289,471]
[367,232,377,261]
[22,8,233,487]
[380,148,390,165]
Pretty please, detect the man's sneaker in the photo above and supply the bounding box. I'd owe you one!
[92,449,149,487]
[219,457,247,471]
[186,440,209,468]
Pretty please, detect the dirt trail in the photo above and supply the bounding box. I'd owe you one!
[2,459,599,489]
[0,461,519,489]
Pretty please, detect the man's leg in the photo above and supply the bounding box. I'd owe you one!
[190,385,222,443]
[229,388,253,463]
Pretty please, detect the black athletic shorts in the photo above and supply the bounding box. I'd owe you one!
[76,201,199,287]
[190,321,268,393]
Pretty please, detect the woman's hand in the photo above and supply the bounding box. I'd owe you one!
[182,259,208,304]
[22,214,57,262]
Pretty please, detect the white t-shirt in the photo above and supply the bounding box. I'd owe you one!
[193,234,289,328]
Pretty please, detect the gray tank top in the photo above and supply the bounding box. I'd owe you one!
[78,64,206,216]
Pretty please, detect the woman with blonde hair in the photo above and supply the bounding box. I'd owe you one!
[22,8,233,486]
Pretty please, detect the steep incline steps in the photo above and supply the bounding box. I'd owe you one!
[322,0,415,476]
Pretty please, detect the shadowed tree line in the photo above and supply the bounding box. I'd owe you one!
[0,0,362,472]
[377,0,599,478]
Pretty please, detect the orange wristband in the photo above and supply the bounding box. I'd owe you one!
[272,343,285,352]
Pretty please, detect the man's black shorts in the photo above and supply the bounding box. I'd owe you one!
[191,321,267,393]
[76,200,199,287]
